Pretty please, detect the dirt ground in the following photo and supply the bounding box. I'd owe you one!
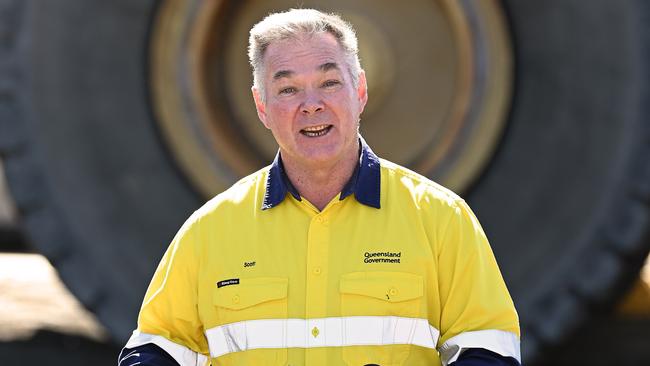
[0,254,119,365]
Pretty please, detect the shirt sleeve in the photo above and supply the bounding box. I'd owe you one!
[118,344,180,366]
[435,199,521,365]
[122,214,210,366]
[450,348,521,366]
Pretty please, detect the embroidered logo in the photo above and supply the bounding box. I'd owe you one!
[217,278,239,288]
[364,251,402,264]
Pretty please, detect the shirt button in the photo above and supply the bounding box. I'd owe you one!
[232,295,240,304]
[389,288,398,296]
[313,267,322,275]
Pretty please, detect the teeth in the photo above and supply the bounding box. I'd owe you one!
[301,125,331,137]
[302,124,329,132]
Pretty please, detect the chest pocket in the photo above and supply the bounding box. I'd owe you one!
[340,272,424,366]
[212,277,288,366]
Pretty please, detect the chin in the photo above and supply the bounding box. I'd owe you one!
[297,147,342,165]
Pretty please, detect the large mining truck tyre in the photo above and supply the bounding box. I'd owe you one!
[0,0,649,364]
[486,1,650,361]
[0,0,201,341]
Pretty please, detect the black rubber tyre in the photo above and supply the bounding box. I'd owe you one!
[475,0,650,362]
[0,1,649,364]
[0,0,201,343]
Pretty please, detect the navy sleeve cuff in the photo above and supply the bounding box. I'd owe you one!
[118,343,180,366]
[450,348,521,366]
[117,344,517,366]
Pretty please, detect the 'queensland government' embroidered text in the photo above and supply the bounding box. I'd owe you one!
[364,251,402,263]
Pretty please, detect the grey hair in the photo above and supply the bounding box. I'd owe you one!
[248,8,362,100]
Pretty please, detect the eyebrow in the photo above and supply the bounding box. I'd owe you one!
[273,70,294,81]
[319,62,340,72]
[272,62,341,82]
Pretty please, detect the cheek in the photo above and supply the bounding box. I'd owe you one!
[269,99,296,115]
[266,105,295,130]
[328,93,360,118]
[334,103,360,126]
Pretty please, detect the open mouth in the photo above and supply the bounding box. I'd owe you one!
[300,124,333,137]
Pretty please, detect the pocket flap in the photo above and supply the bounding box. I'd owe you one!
[340,271,423,303]
[214,277,288,310]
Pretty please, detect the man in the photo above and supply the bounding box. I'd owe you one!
[119,9,520,366]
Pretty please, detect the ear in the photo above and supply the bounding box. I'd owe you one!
[252,86,270,128]
[356,70,368,114]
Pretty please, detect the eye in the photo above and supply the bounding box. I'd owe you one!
[278,86,297,95]
[322,79,341,88]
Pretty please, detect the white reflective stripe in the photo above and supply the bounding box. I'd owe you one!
[438,329,521,365]
[125,330,209,366]
[205,316,440,359]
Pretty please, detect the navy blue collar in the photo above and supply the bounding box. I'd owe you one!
[262,138,381,210]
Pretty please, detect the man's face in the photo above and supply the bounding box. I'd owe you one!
[253,32,368,168]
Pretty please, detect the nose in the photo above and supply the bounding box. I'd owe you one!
[300,90,324,115]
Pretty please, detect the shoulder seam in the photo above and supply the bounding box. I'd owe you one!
[380,159,460,201]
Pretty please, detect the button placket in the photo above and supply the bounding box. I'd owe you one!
[307,318,325,347]
[305,213,330,366]
[306,214,329,316]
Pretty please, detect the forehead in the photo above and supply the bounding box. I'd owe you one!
[263,33,346,77]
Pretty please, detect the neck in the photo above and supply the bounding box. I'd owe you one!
[281,142,360,211]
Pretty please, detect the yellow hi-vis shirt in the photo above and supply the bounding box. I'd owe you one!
[125,141,520,366]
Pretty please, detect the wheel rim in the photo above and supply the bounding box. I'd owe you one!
[150,0,513,197]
